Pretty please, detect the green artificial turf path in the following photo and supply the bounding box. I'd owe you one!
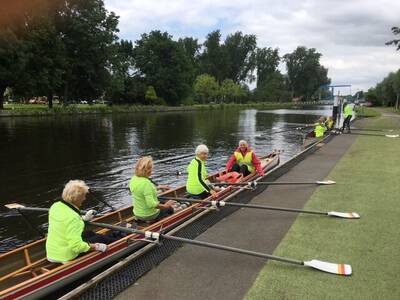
[245,114,400,300]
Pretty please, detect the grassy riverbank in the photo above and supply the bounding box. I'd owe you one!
[1,102,299,117]
[245,114,400,299]
[0,102,322,117]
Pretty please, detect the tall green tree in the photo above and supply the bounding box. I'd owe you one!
[392,70,400,109]
[178,37,201,75]
[16,18,66,108]
[199,30,226,82]
[284,46,330,100]
[133,31,194,105]
[256,47,280,88]
[0,29,26,109]
[60,0,120,102]
[386,26,400,51]
[222,31,257,83]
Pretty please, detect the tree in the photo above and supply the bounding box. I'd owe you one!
[386,26,400,51]
[0,29,27,109]
[193,74,219,103]
[222,32,257,83]
[284,46,330,101]
[220,79,246,103]
[256,47,280,88]
[392,70,400,109]
[178,37,201,76]
[133,30,194,105]
[60,0,120,102]
[15,18,66,108]
[254,71,290,102]
[145,85,158,104]
[199,30,226,82]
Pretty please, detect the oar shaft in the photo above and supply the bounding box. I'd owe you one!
[225,202,326,215]
[159,196,327,215]
[213,182,319,186]
[87,221,303,266]
[16,206,88,214]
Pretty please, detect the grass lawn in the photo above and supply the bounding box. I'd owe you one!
[245,115,400,299]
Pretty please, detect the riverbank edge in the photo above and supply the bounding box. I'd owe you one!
[244,113,400,299]
[0,102,318,118]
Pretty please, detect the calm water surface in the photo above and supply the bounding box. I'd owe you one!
[0,106,332,251]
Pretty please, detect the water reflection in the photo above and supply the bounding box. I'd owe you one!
[0,106,332,251]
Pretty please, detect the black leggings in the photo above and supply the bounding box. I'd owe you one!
[230,163,251,177]
[188,191,211,199]
[342,116,352,131]
[82,230,123,244]
[135,207,174,222]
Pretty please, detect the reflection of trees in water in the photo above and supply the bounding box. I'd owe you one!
[132,112,196,154]
[192,110,240,150]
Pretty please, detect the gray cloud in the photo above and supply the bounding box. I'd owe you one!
[105,0,400,92]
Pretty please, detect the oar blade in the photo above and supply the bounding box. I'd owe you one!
[328,211,360,219]
[4,203,25,209]
[304,259,352,276]
[316,180,336,185]
[385,134,399,138]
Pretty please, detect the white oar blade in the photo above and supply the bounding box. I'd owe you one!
[304,259,352,276]
[5,203,25,209]
[327,211,360,219]
[385,134,399,138]
[316,180,336,185]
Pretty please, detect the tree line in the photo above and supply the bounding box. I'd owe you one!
[0,0,330,109]
[365,26,400,109]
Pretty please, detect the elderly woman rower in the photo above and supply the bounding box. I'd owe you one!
[46,180,115,264]
[225,140,264,177]
[129,156,178,222]
[186,144,219,199]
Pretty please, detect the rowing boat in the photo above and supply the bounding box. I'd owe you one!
[0,152,280,300]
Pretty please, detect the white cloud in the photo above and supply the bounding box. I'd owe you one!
[105,0,400,92]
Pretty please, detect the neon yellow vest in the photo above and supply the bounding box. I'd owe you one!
[186,157,210,195]
[314,123,325,138]
[129,176,160,219]
[46,201,90,262]
[344,105,353,118]
[234,150,255,172]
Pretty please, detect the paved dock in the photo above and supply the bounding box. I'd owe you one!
[115,133,357,300]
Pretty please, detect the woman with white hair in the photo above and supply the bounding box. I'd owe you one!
[225,140,264,177]
[129,156,177,221]
[186,144,218,199]
[46,180,114,263]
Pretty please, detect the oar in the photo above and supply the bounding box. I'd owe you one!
[352,128,394,132]
[268,126,310,135]
[349,132,399,138]
[87,221,352,276]
[88,190,116,211]
[159,197,360,219]
[212,180,336,188]
[5,203,90,215]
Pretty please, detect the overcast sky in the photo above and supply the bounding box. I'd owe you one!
[105,0,400,94]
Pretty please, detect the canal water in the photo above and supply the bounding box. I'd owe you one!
[0,106,332,252]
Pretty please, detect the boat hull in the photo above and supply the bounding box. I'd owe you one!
[0,152,280,300]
